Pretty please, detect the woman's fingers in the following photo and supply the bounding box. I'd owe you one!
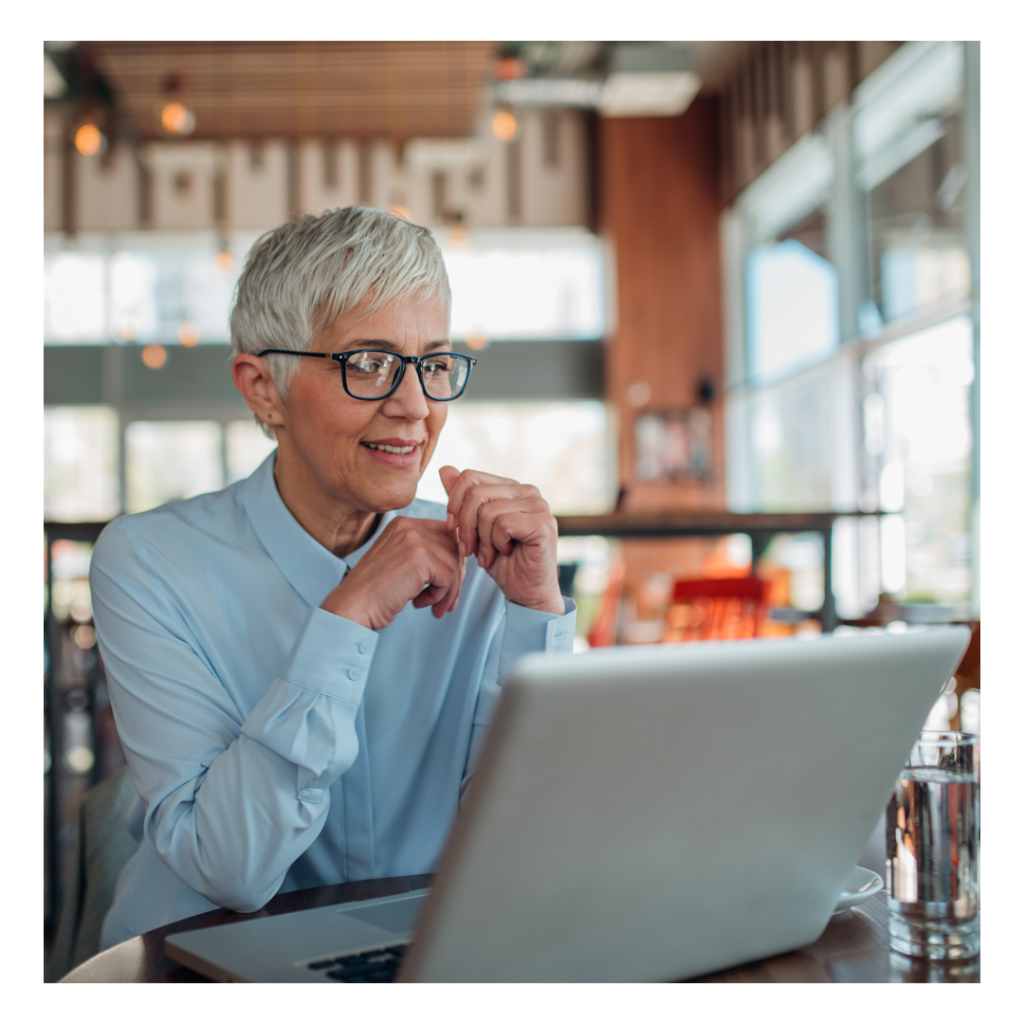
[487,508,557,557]
[442,469,519,551]
[426,550,466,618]
[452,482,542,561]
[474,494,551,568]
[322,516,463,629]
[483,509,562,613]
[416,522,464,618]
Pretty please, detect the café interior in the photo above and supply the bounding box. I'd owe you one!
[43,40,981,981]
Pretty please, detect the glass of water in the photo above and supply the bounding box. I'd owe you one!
[886,731,979,960]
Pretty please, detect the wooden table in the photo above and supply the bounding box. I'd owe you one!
[60,819,980,983]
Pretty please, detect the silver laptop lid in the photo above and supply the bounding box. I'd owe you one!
[401,627,969,982]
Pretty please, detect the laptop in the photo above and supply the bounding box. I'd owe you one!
[165,626,969,982]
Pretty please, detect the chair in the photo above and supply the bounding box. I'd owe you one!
[663,576,769,642]
[587,560,625,647]
[48,766,140,981]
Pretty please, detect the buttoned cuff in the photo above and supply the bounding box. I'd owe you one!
[498,597,577,680]
[282,606,379,703]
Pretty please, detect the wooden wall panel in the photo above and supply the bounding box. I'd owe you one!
[599,97,726,514]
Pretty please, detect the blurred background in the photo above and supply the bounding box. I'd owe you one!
[43,39,980,955]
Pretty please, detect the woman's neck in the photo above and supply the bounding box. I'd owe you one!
[272,452,379,559]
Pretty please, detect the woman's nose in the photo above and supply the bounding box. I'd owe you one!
[383,361,430,418]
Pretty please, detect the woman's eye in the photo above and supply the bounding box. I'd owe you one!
[351,353,389,372]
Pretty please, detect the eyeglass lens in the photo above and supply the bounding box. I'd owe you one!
[343,351,470,400]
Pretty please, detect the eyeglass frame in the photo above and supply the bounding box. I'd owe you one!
[255,348,477,402]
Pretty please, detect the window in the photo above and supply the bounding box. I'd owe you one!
[726,42,977,618]
[746,233,839,383]
[226,419,278,484]
[46,412,279,520]
[43,230,262,345]
[416,401,615,515]
[746,361,850,511]
[439,229,605,342]
[125,420,224,513]
[44,406,120,521]
[43,227,607,347]
[44,254,107,342]
[855,41,968,328]
[864,316,974,607]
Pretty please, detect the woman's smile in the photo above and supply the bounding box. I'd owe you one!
[360,437,422,468]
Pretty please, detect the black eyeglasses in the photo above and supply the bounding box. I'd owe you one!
[257,348,477,402]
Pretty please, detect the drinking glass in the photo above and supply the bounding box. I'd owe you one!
[886,731,979,960]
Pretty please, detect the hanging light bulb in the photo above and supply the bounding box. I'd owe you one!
[161,101,196,136]
[74,123,105,156]
[141,344,167,369]
[491,110,518,142]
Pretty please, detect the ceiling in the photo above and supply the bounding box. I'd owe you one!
[83,41,497,141]
[65,41,752,143]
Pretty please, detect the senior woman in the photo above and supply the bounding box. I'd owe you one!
[90,207,576,949]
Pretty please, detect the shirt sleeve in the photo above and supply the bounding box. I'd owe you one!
[89,520,378,914]
[460,596,577,801]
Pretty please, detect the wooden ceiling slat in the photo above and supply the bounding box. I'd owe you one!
[88,41,495,141]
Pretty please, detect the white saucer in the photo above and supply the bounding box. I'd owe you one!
[832,866,884,914]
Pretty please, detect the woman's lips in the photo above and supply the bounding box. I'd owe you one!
[360,439,421,469]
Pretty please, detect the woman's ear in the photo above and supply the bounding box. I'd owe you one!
[232,353,284,428]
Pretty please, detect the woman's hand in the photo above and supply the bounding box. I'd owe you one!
[320,516,465,631]
[439,466,564,616]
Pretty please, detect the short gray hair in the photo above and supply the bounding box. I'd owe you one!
[230,206,452,425]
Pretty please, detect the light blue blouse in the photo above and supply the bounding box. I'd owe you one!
[91,453,576,948]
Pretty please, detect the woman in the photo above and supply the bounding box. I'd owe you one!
[90,207,576,948]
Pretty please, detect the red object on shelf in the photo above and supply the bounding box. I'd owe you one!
[666,576,769,642]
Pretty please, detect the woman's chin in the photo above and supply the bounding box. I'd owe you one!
[359,478,420,513]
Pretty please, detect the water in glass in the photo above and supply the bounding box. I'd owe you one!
[886,732,979,960]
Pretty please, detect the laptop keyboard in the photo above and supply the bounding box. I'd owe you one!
[307,944,408,983]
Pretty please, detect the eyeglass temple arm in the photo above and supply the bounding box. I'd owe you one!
[256,349,328,359]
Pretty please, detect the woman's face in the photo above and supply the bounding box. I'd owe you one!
[275,293,451,517]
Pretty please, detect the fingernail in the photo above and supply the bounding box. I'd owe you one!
[446,513,455,530]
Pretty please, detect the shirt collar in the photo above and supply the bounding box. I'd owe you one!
[239,452,397,607]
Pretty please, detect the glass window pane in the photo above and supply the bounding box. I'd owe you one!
[109,251,159,342]
[44,253,107,342]
[746,232,840,383]
[225,420,278,484]
[44,406,121,521]
[865,315,973,609]
[865,137,969,324]
[856,43,968,326]
[760,533,824,613]
[44,230,261,347]
[125,421,224,513]
[416,402,614,515]
[49,540,95,623]
[441,232,604,341]
[44,229,606,347]
[748,364,841,511]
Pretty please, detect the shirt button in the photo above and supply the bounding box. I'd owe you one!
[347,667,361,681]
[357,640,371,655]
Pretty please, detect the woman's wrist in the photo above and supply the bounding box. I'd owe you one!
[320,588,375,630]
[512,587,565,617]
